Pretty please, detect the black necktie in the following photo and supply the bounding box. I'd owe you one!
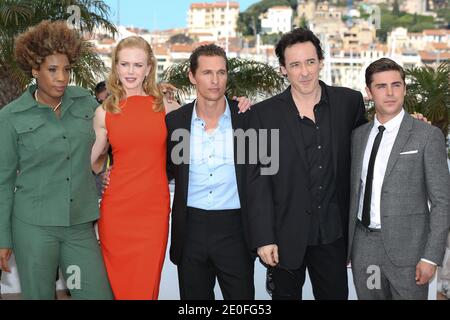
[362,125,386,228]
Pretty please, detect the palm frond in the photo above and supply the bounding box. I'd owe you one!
[162,58,287,103]
[0,0,117,107]
[405,61,450,140]
[71,41,108,91]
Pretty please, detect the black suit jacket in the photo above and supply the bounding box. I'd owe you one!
[247,82,367,269]
[166,98,251,265]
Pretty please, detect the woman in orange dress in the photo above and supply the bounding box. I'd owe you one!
[91,36,177,299]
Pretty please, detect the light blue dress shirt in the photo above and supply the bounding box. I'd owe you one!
[187,98,241,210]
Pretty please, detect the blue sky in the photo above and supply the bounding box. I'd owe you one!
[103,0,257,31]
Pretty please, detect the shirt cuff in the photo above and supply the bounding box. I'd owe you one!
[421,258,437,266]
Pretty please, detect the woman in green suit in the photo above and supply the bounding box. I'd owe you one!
[0,20,112,300]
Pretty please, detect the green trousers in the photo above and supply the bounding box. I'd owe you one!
[12,217,113,300]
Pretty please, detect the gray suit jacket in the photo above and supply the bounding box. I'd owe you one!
[348,112,450,267]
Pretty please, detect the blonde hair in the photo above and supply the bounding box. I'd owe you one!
[103,36,163,113]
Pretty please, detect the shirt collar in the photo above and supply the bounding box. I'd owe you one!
[192,96,230,124]
[318,81,329,106]
[10,85,39,113]
[11,84,91,113]
[374,108,405,133]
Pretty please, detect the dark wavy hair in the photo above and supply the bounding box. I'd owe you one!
[275,28,324,67]
[14,20,82,76]
[365,58,406,87]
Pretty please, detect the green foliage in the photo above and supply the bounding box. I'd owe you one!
[376,5,436,42]
[237,0,292,36]
[392,0,400,16]
[335,0,349,7]
[0,0,117,107]
[405,62,450,142]
[162,58,287,103]
[436,8,450,24]
[168,33,193,45]
[261,33,282,45]
[298,15,308,29]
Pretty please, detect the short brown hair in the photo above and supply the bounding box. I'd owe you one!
[189,44,228,75]
[365,58,405,87]
[14,20,82,76]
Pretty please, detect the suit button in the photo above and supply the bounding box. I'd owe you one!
[306,211,312,215]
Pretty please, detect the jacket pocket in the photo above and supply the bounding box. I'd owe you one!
[69,106,95,135]
[13,116,49,150]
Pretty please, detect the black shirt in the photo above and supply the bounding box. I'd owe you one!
[290,83,342,245]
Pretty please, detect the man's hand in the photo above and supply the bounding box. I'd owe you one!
[101,166,112,193]
[416,260,437,285]
[257,244,279,267]
[411,112,431,124]
[159,82,178,104]
[0,248,12,273]
[233,96,252,113]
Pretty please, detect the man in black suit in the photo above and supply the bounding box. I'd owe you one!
[166,44,254,300]
[246,28,367,300]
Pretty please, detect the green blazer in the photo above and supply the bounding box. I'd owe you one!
[0,85,100,248]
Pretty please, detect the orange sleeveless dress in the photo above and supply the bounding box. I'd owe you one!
[99,96,170,300]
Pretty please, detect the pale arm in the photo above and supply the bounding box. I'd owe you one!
[91,106,110,174]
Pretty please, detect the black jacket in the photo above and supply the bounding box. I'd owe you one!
[246,82,367,269]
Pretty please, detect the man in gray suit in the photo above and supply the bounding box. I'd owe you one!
[348,58,450,300]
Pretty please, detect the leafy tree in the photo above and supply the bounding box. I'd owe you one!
[392,0,400,16]
[404,62,450,142]
[376,5,437,42]
[261,33,282,46]
[0,0,117,108]
[168,33,193,45]
[237,0,292,36]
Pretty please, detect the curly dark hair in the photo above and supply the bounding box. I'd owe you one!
[14,20,82,76]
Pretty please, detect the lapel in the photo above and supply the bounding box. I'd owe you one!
[279,87,310,176]
[229,99,244,198]
[323,83,340,178]
[383,112,413,181]
[354,122,373,187]
[179,102,194,203]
